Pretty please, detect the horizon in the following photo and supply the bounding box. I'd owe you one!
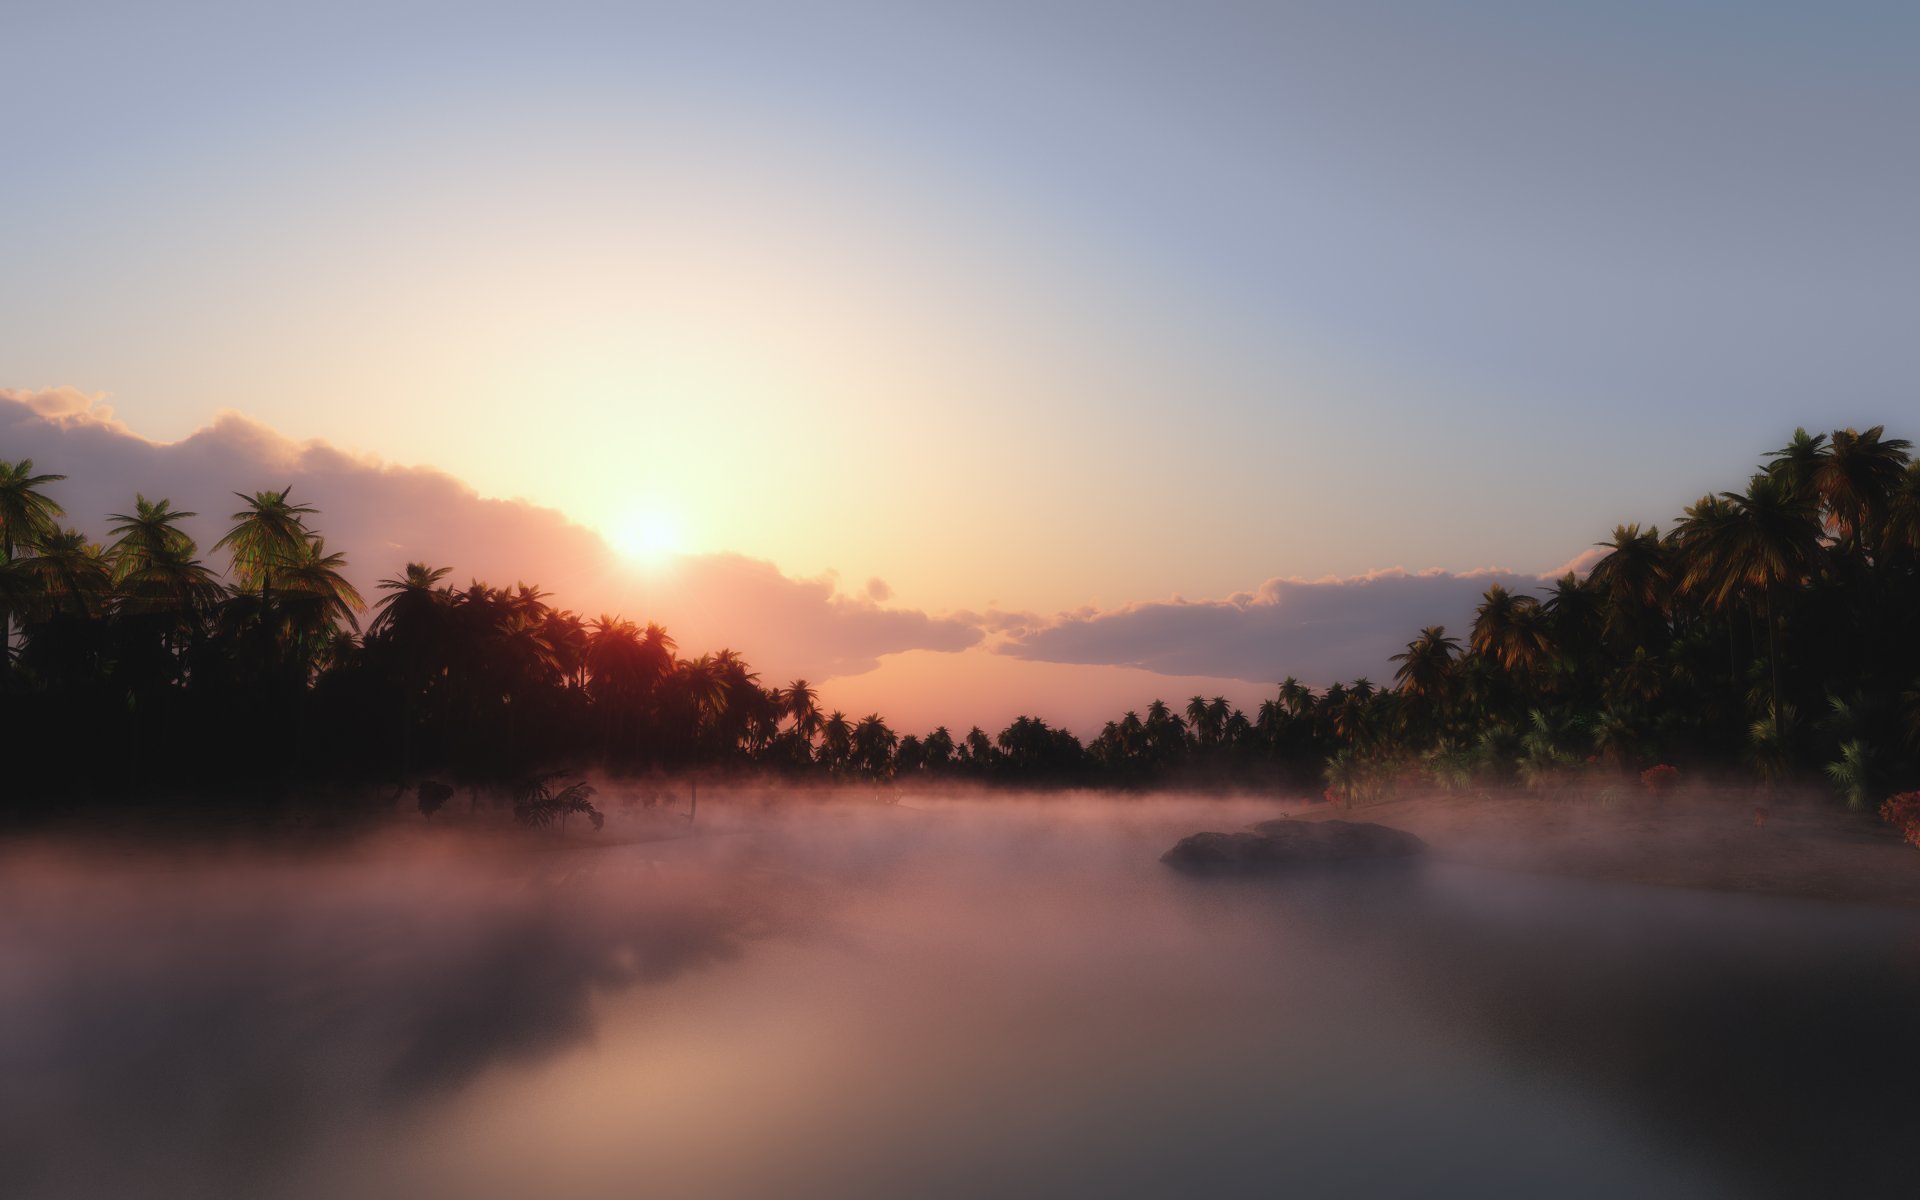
[0,389,1896,737]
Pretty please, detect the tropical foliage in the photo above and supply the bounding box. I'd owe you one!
[3,422,1918,816]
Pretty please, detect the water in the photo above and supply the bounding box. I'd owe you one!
[4,796,1918,1199]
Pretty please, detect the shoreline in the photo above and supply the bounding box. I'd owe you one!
[1285,786,1920,909]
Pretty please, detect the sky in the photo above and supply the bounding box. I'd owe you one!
[4,2,1918,732]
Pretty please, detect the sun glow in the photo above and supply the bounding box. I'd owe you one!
[609,510,687,563]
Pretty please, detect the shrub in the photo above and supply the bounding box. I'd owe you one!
[513,772,602,831]
[1880,791,1920,850]
[1640,763,1680,793]
[415,780,453,820]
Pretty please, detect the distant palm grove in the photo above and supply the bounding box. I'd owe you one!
[2,423,1918,819]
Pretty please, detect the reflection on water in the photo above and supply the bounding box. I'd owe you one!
[4,797,1918,1199]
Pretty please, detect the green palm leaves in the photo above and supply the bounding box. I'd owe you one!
[213,487,319,595]
[0,459,68,661]
[0,459,67,559]
[108,496,222,622]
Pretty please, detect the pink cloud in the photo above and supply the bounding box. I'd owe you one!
[1,388,976,681]
[996,564,1578,686]
[4,386,1592,713]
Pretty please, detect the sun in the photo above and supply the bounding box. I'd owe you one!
[609,510,687,563]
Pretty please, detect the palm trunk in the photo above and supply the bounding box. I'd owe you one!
[1766,588,1782,742]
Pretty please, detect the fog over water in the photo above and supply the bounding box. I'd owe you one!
[5,794,1919,1199]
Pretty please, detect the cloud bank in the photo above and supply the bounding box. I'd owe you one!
[991,566,1566,687]
[1,387,976,680]
[5,387,1585,720]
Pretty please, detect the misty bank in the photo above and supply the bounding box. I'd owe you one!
[1267,785,1920,908]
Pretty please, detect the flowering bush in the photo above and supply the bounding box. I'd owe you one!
[1880,792,1920,850]
[1640,763,1680,793]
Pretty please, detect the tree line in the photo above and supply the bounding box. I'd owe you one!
[2,423,1917,818]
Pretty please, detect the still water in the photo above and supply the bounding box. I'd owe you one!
[4,796,1918,1199]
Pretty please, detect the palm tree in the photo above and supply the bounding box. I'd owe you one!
[0,459,66,663]
[1540,572,1604,683]
[1701,474,1825,739]
[669,654,730,751]
[106,496,196,577]
[369,563,453,639]
[1764,428,1827,505]
[0,459,65,559]
[922,725,955,770]
[819,710,853,774]
[277,537,366,644]
[1223,708,1251,748]
[105,497,222,647]
[1470,584,1551,679]
[851,713,898,780]
[543,608,590,690]
[1586,524,1668,644]
[705,649,764,755]
[1814,425,1912,557]
[586,615,675,762]
[1206,696,1230,743]
[1330,686,1373,747]
[1391,626,1460,703]
[779,679,822,742]
[214,487,318,599]
[1144,699,1186,759]
[1879,460,1920,560]
[21,530,111,621]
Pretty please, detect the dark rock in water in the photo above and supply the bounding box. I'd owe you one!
[1161,819,1426,874]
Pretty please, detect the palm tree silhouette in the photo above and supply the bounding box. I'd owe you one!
[922,725,955,770]
[0,459,66,664]
[1882,460,1920,564]
[22,530,111,620]
[779,679,822,742]
[1471,584,1551,679]
[1699,474,1825,739]
[1587,524,1668,645]
[819,710,853,775]
[852,713,898,780]
[1815,425,1912,559]
[370,563,453,638]
[1391,625,1459,703]
[1764,427,1828,504]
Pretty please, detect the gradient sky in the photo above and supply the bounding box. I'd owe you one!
[6,1,1918,624]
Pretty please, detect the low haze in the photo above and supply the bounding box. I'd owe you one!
[6,794,1918,1199]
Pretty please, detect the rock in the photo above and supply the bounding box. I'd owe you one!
[1161,819,1426,874]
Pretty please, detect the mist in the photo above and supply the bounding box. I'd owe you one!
[5,791,1918,1199]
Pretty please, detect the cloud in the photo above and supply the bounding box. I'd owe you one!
[1,387,977,680]
[630,555,978,678]
[3,386,1583,715]
[997,565,1559,686]
[4,385,133,434]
